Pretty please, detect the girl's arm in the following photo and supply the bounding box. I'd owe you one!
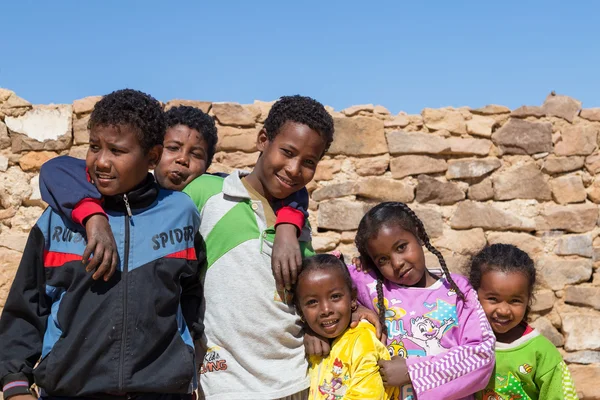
[537,360,579,400]
[407,286,496,399]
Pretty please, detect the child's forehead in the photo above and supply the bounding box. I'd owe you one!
[165,124,206,145]
[90,123,140,139]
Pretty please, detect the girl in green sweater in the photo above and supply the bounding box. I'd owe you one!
[468,244,578,400]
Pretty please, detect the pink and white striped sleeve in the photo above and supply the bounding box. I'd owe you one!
[406,286,496,400]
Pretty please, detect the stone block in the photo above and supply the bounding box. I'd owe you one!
[530,289,556,313]
[540,155,584,174]
[561,308,600,351]
[530,316,564,347]
[412,206,444,238]
[317,199,371,231]
[415,175,465,205]
[451,201,535,231]
[444,137,492,156]
[492,119,553,155]
[72,95,102,115]
[471,104,510,115]
[215,126,258,152]
[555,125,598,156]
[510,105,545,118]
[493,162,551,201]
[555,234,593,258]
[433,228,486,256]
[342,104,374,116]
[570,364,600,399]
[585,152,600,174]
[542,93,582,123]
[422,107,466,135]
[446,158,501,180]
[390,155,447,179]
[467,178,494,201]
[212,102,257,127]
[565,285,600,310]
[73,114,90,144]
[314,158,342,181]
[354,155,389,176]
[563,350,600,364]
[466,115,495,137]
[550,175,587,204]
[312,182,355,202]
[0,167,32,208]
[386,131,450,155]
[538,257,592,290]
[486,232,544,258]
[384,115,409,128]
[0,121,10,149]
[329,117,387,156]
[213,151,259,169]
[580,108,600,122]
[0,88,32,119]
[355,177,414,202]
[6,105,73,152]
[18,151,58,172]
[164,99,211,113]
[536,203,598,233]
[313,235,340,252]
[0,155,8,172]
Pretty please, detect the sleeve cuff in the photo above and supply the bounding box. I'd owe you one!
[72,198,107,226]
[2,374,32,399]
[275,207,306,235]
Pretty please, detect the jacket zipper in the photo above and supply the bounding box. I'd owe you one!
[119,194,131,391]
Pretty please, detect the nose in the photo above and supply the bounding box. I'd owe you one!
[285,158,302,178]
[391,256,405,272]
[496,303,511,317]
[319,301,333,317]
[95,150,111,171]
[175,152,189,167]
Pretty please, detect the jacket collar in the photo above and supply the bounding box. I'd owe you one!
[103,173,159,212]
[222,169,252,199]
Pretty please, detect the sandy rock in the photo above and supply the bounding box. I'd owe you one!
[384,115,410,129]
[531,289,556,313]
[561,308,600,351]
[415,175,465,205]
[6,105,73,152]
[444,137,492,156]
[73,114,90,144]
[433,228,486,256]
[0,207,17,221]
[0,227,28,252]
[550,175,586,204]
[493,162,551,201]
[314,158,342,181]
[374,105,390,115]
[342,104,374,116]
[563,350,600,364]
[0,167,32,208]
[530,316,564,347]
[472,104,510,115]
[555,234,593,257]
[354,154,389,176]
[0,155,8,172]
[565,285,600,310]
[580,108,600,122]
[212,103,257,127]
[390,155,447,179]
[538,257,592,290]
[68,145,89,160]
[386,131,449,155]
[510,105,545,118]
[18,151,58,171]
[164,99,211,113]
[0,121,10,149]
[329,117,387,156]
[585,152,600,174]
[0,88,32,119]
[492,119,553,155]
[215,126,258,152]
[422,108,467,135]
[313,235,340,252]
[486,232,544,258]
[312,182,355,201]
[424,249,469,274]
[555,125,598,156]
[540,155,584,174]
[411,206,444,239]
[451,201,535,231]
[72,95,102,115]
[466,115,495,137]
[587,179,600,203]
[317,199,371,231]
[446,158,501,180]
[9,205,45,232]
[570,364,600,399]
[341,231,356,244]
[23,175,46,207]
[355,177,414,202]
[213,151,259,169]
[542,93,582,123]
[536,203,598,233]
[252,100,275,123]
[0,247,22,311]
[467,178,494,201]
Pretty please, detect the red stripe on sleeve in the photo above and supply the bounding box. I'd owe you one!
[164,247,197,260]
[44,250,83,268]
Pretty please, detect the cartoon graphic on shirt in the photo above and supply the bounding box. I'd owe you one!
[318,358,348,400]
[387,339,407,358]
[200,346,228,374]
[492,372,531,400]
[402,316,454,356]
[518,364,532,375]
[374,297,408,340]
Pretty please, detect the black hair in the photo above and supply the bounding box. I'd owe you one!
[263,95,335,154]
[293,253,355,312]
[165,105,218,169]
[88,89,165,153]
[355,202,466,331]
[468,244,536,320]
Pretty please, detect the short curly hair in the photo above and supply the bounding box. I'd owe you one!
[88,89,166,153]
[263,95,334,153]
[165,106,218,169]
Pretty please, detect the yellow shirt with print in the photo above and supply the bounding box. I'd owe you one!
[308,321,399,400]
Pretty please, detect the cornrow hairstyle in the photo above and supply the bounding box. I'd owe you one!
[263,95,335,154]
[165,105,218,169]
[355,202,466,330]
[468,244,536,320]
[293,253,355,312]
[88,89,166,153]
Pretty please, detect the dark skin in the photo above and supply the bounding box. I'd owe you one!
[81,124,305,284]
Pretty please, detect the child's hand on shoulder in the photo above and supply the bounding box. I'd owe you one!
[350,304,387,343]
[378,356,410,387]
[351,256,368,273]
[272,223,302,291]
[83,214,119,281]
[303,327,331,357]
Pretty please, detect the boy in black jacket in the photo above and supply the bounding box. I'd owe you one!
[0,89,203,400]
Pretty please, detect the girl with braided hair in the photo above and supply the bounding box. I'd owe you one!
[350,202,495,400]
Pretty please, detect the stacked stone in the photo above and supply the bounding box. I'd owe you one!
[0,90,599,398]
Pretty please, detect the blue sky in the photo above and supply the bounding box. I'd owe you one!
[1,1,599,114]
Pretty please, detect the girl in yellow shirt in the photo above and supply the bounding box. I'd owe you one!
[294,253,399,400]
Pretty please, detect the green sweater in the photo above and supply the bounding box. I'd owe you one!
[477,329,578,400]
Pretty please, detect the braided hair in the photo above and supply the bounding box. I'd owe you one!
[355,202,466,330]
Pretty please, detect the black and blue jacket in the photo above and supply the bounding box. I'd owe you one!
[0,175,204,398]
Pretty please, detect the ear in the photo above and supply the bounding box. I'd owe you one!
[351,288,358,310]
[256,128,270,152]
[147,144,163,169]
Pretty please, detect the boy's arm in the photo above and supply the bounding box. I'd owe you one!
[405,287,496,399]
[272,187,309,234]
[39,156,118,281]
[0,226,51,399]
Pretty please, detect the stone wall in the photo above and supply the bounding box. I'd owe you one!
[1,88,600,397]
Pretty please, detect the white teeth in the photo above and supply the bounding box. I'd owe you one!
[322,320,338,327]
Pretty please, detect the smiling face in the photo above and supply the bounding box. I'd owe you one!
[245,121,326,201]
[477,269,530,343]
[366,223,435,288]
[86,124,161,196]
[154,124,209,191]
[296,267,356,339]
